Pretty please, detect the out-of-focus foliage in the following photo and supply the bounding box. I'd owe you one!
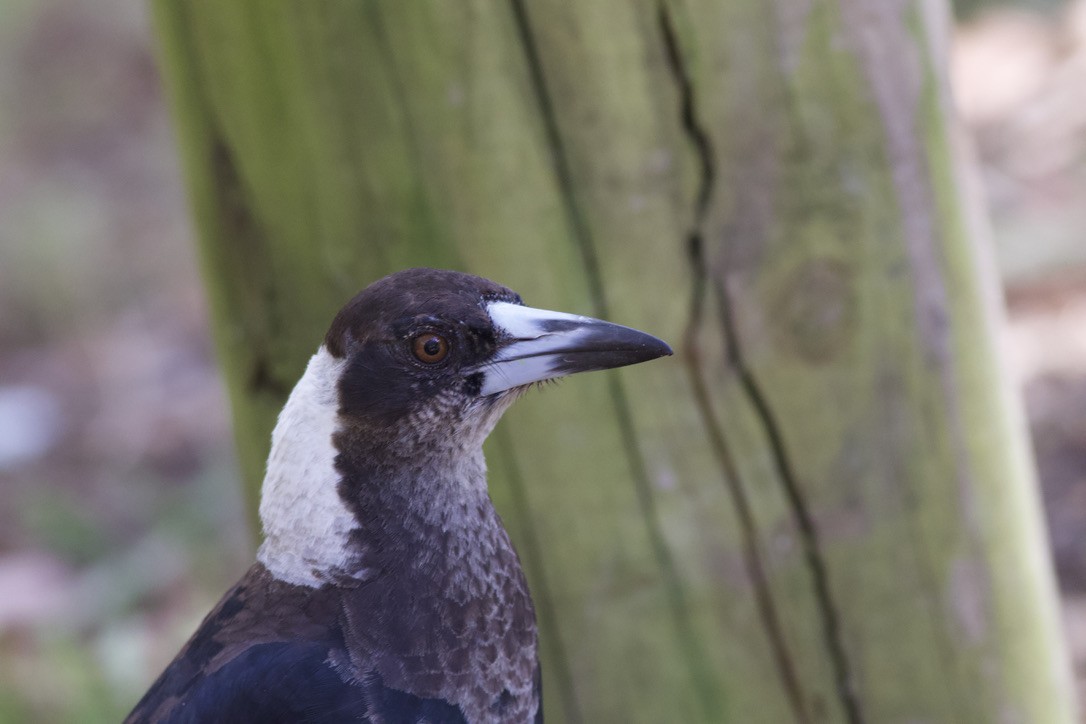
[954,0,1086,283]
[0,0,248,720]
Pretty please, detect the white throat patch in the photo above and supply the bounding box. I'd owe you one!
[256,346,357,587]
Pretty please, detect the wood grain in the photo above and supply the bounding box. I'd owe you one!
[151,1,1077,720]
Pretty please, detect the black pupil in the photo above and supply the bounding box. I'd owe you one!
[423,338,442,357]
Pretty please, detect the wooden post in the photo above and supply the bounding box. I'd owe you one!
[151,1,1077,720]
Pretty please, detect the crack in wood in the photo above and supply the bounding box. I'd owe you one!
[207,137,289,400]
[507,0,608,319]
[508,1,721,718]
[659,4,866,721]
[173,0,290,408]
[657,6,813,724]
[712,273,865,724]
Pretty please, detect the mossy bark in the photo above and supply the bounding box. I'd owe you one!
[152,1,1077,721]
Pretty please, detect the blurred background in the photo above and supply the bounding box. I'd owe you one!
[0,0,1084,720]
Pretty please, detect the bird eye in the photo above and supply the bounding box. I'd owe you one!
[412,333,449,364]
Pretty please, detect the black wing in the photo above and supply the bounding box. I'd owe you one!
[127,640,468,724]
[155,641,363,723]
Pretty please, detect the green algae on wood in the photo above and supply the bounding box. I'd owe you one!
[151,0,1077,721]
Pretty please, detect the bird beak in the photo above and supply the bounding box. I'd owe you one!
[475,301,673,396]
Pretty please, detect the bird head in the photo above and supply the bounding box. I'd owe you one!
[257,268,671,586]
[320,268,672,455]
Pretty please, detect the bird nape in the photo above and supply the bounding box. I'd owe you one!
[126,268,672,724]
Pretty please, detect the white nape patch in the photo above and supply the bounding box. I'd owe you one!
[257,346,356,588]
[478,301,594,395]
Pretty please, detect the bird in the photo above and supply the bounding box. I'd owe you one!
[126,268,672,724]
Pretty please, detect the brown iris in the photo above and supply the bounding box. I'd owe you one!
[412,333,449,363]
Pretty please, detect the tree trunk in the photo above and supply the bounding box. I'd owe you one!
[151,1,1077,721]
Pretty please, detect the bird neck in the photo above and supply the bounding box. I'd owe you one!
[335,440,513,580]
[255,346,518,589]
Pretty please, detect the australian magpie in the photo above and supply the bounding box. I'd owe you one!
[126,268,672,723]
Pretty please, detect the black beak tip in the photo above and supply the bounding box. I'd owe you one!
[645,335,673,360]
[622,328,672,365]
[603,323,673,364]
